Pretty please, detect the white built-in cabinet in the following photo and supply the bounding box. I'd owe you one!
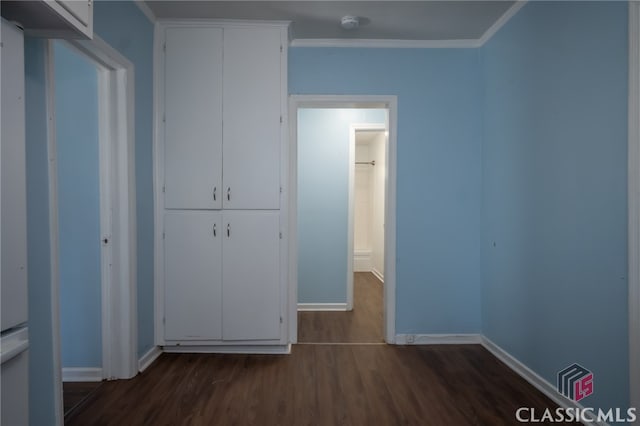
[164,210,280,342]
[158,22,288,348]
[164,26,282,211]
[1,0,93,39]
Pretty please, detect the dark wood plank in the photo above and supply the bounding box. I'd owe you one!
[298,272,384,343]
[66,345,563,426]
[63,381,103,421]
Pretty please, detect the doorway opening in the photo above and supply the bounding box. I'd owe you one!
[351,124,386,308]
[45,37,137,424]
[51,39,105,417]
[288,96,397,345]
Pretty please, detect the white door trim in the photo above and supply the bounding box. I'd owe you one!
[46,36,137,425]
[629,1,640,419]
[152,22,164,345]
[96,64,115,381]
[288,95,398,344]
[348,123,387,311]
[43,41,64,426]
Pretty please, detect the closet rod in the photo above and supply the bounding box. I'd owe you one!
[355,160,375,166]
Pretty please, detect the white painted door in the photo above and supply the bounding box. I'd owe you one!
[164,211,222,340]
[1,20,28,332]
[164,27,223,210]
[222,211,280,341]
[222,27,281,209]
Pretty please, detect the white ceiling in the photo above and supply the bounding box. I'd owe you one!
[145,1,516,41]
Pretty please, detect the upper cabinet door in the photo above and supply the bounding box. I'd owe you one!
[164,27,223,210]
[222,27,282,210]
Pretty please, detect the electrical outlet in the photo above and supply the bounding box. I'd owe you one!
[406,334,415,344]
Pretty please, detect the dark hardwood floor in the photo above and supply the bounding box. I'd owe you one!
[66,272,562,425]
[63,381,103,421]
[298,272,384,343]
[66,345,560,426]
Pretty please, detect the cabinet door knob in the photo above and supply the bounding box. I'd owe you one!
[213,186,217,201]
[213,223,216,237]
[227,187,231,201]
[227,223,230,237]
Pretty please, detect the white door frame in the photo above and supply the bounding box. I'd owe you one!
[288,95,398,344]
[348,123,387,311]
[45,36,137,425]
[628,1,640,420]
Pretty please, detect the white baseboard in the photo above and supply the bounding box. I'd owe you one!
[138,346,162,373]
[395,333,482,345]
[390,333,604,425]
[297,303,348,311]
[480,336,606,426]
[62,367,103,382]
[162,344,291,355]
[371,268,384,283]
[354,250,372,272]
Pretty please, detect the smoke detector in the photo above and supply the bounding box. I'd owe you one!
[341,15,360,30]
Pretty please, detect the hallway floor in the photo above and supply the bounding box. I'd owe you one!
[298,272,384,343]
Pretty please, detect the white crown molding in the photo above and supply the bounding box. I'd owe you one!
[477,1,528,46]
[289,1,527,49]
[138,2,527,48]
[156,19,291,28]
[290,38,480,49]
[134,0,156,23]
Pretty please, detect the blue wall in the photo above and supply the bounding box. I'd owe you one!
[290,48,484,333]
[93,0,155,357]
[21,0,631,420]
[298,108,386,303]
[25,37,57,426]
[481,1,629,412]
[53,41,103,368]
[25,1,154,423]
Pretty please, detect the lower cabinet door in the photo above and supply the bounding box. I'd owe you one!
[164,211,222,340]
[222,211,280,341]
